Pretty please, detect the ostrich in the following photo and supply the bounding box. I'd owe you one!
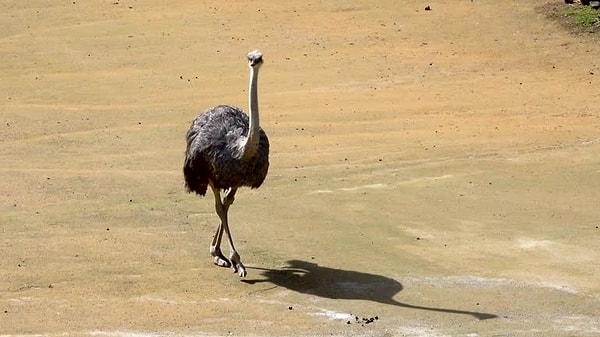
[183,50,269,277]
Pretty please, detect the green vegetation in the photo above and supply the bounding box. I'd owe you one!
[564,5,600,28]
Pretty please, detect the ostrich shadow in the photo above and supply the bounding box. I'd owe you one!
[243,259,497,320]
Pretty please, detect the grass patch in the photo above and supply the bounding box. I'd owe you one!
[564,5,600,28]
[540,1,600,38]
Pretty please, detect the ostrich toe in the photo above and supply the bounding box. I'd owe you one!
[211,248,231,267]
[230,252,247,277]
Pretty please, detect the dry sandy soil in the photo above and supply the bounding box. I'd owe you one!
[1,1,599,336]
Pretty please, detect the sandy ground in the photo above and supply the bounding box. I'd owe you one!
[1,0,599,336]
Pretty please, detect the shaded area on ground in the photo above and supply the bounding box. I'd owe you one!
[245,260,497,320]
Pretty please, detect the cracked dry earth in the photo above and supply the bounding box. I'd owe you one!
[1,1,599,336]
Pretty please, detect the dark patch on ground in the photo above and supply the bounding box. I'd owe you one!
[538,1,599,37]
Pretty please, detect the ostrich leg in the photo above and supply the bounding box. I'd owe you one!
[209,186,246,277]
[221,188,247,277]
[210,186,231,268]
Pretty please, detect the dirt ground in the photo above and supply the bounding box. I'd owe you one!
[1,0,599,336]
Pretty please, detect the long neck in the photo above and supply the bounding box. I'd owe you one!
[242,66,260,159]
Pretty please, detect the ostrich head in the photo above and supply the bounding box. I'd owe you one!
[247,50,263,68]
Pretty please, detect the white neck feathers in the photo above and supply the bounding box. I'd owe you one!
[242,66,260,159]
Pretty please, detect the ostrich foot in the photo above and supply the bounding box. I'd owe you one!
[210,247,231,268]
[230,252,247,277]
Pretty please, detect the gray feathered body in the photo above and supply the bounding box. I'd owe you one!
[183,105,270,196]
